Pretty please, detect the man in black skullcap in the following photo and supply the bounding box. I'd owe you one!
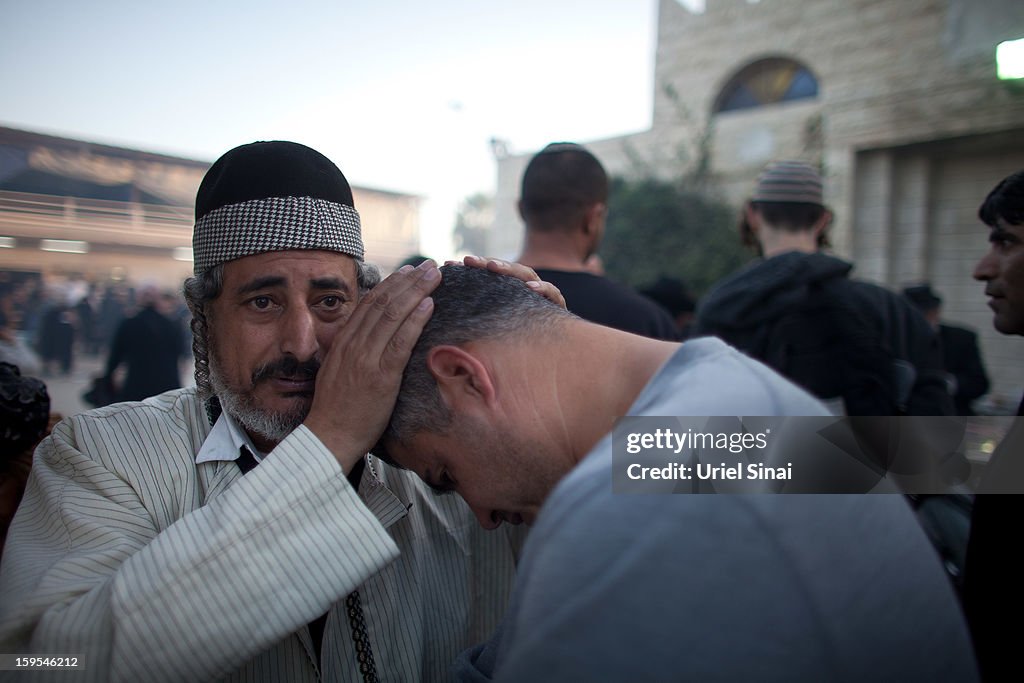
[0,141,556,682]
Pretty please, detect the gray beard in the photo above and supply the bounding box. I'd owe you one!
[208,362,310,447]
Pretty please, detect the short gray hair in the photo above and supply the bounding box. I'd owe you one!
[183,258,381,401]
[376,265,573,462]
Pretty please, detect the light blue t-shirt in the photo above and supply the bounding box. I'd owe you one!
[456,338,977,682]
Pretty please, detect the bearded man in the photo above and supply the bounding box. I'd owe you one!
[0,141,557,682]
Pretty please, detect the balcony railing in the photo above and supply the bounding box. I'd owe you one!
[0,190,194,248]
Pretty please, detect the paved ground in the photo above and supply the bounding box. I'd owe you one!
[40,354,194,420]
[37,356,101,419]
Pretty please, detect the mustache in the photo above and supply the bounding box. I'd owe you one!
[251,356,321,386]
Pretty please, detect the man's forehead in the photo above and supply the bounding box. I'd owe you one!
[222,249,358,284]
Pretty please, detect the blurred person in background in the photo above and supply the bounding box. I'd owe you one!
[515,142,677,340]
[37,284,76,377]
[74,286,101,357]
[903,283,989,415]
[0,362,57,561]
[102,281,183,402]
[160,288,194,364]
[694,160,952,417]
[96,281,129,356]
[0,284,41,376]
[640,275,697,339]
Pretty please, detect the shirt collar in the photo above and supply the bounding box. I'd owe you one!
[194,411,410,529]
[195,411,264,464]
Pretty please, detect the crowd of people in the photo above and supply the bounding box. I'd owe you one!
[0,277,191,386]
[0,137,1019,682]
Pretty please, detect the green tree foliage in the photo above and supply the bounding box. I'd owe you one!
[600,176,751,297]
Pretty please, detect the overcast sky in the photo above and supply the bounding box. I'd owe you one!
[1,0,709,257]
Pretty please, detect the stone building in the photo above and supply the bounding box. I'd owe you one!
[492,0,1024,411]
[0,126,421,290]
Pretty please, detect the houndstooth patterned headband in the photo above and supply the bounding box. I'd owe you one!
[192,195,364,275]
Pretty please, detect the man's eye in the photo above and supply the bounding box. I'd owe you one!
[990,232,1017,250]
[320,295,343,308]
[249,296,272,310]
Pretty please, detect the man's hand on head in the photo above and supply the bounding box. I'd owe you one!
[454,255,567,310]
[303,259,441,473]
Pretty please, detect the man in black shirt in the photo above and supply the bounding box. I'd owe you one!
[515,143,677,340]
[103,283,183,402]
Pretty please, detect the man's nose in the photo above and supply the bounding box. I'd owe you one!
[973,249,998,281]
[469,504,503,530]
[280,307,319,360]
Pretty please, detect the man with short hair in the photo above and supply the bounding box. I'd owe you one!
[516,142,677,340]
[372,265,978,682]
[0,141,547,682]
[975,169,1024,347]
[962,168,1024,682]
[694,160,953,416]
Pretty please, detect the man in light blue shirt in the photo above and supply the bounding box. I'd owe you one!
[373,265,978,682]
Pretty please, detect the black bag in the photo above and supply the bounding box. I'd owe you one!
[82,375,117,408]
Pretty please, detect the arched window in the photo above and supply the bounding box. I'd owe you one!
[714,58,819,114]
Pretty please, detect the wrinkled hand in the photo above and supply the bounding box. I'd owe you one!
[304,260,440,472]
[453,255,567,310]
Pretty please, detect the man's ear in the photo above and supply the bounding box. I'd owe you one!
[582,202,606,237]
[811,209,833,240]
[426,345,496,410]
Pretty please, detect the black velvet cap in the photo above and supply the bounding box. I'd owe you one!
[903,284,942,311]
[191,141,364,274]
[640,276,696,315]
[195,141,354,220]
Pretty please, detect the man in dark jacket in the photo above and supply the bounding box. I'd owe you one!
[103,283,183,402]
[903,283,990,415]
[693,160,952,416]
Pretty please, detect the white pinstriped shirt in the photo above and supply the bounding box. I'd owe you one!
[0,388,522,682]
